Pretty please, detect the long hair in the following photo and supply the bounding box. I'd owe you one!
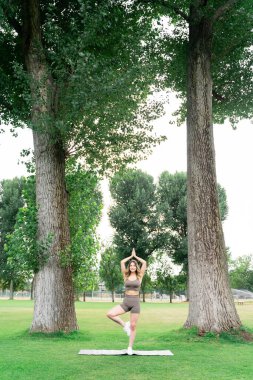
[125,259,141,279]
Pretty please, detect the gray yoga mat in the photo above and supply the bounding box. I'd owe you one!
[78,349,173,356]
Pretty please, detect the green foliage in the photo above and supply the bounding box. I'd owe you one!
[157,171,229,269]
[0,177,26,288]
[155,257,176,293]
[109,169,170,261]
[139,272,153,293]
[157,172,187,235]
[66,162,102,292]
[0,0,166,172]
[0,177,25,247]
[4,176,51,278]
[146,0,253,125]
[149,252,186,299]
[109,169,228,276]
[229,255,253,291]
[4,165,102,290]
[99,245,123,295]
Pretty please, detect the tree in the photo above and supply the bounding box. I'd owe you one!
[0,1,164,331]
[0,177,25,297]
[157,171,228,275]
[148,252,186,303]
[136,0,252,332]
[109,169,170,301]
[156,267,180,304]
[99,246,122,302]
[66,163,102,301]
[74,266,99,302]
[229,255,253,292]
[6,165,102,301]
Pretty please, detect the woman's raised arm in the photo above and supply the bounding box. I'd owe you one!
[120,252,134,275]
[132,248,147,277]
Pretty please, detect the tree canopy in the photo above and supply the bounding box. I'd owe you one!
[4,166,102,294]
[0,177,25,289]
[229,255,253,292]
[109,169,170,261]
[99,245,122,302]
[157,171,229,269]
[0,0,166,171]
[138,0,253,125]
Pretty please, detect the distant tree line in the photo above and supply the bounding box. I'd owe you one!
[0,164,102,300]
[100,168,229,302]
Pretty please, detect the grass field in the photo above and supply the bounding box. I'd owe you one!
[0,300,252,380]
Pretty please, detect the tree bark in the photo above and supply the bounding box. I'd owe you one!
[184,11,241,332]
[83,291,86,302]
[185,273,189,301]
[30,276,34,300]
[30,129,77,332]
[9,279,14,300]
[112,290,115,302]
[74,290,80,302]
[22,0,77,332]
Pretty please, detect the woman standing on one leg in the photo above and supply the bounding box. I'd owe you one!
[106,248,146,355]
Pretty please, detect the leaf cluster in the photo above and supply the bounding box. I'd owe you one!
[99,245,123,292]
[229,254,253,291]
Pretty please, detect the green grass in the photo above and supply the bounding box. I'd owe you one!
[0,300,253,380]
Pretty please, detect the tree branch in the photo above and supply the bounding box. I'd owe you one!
[170,5,190,22]
[212,90,226,103]
[161,1,190,22]
[213,0,239,22]
[8,16,22,36]
[141,0,190,22]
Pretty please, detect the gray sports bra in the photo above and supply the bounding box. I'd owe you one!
[125,278,141,292]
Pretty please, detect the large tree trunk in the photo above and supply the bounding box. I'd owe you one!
[184,13,241,332]
[23,0,77,332]
[30,127,77,332]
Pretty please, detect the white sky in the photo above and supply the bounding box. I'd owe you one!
[1,112,253,259]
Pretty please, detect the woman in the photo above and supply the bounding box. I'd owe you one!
[106,248,147,355]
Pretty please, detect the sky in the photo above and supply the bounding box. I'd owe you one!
[1,112,253,259]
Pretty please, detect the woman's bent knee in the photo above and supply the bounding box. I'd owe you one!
[130,322,136,331]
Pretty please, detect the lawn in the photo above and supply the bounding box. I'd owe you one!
[0,300,252,380]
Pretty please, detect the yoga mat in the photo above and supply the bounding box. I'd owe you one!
[78,349,173,356]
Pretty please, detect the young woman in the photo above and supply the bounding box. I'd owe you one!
[106,248,147,355]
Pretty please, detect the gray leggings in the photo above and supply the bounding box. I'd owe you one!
[120,295,140,314]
